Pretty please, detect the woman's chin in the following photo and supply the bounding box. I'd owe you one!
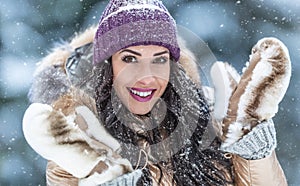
[127,98,159,115]
[128,105,152,115]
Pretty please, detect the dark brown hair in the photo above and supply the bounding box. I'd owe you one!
[94,59,233,185]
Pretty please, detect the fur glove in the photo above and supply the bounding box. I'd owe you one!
[23,100,133,185]
[210,37,291,157]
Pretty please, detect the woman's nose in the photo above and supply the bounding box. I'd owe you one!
[138,75,156,85]
[136,63,156,85]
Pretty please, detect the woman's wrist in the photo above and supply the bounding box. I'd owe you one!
[220,120,277,160]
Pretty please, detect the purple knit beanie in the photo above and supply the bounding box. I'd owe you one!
[93,0,180,64]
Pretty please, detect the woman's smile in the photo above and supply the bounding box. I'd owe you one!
[128,87,157,102]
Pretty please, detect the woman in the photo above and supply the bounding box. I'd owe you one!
[23,0,289,185]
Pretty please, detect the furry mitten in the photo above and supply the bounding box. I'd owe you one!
[211,37,291,149]
[23,102,133,185]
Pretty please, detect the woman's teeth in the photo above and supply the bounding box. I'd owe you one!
[130,89,152,97]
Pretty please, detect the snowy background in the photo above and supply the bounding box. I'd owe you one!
[0,0,299,185]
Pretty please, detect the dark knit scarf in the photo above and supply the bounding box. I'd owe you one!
[94,61,233,186]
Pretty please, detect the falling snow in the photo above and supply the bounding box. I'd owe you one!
[1,0,300,185]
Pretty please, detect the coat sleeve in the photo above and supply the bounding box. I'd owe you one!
[232,151,287,186]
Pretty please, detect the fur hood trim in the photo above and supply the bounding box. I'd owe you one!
[34,26,98,75]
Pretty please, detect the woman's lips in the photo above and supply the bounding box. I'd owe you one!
[127,87,156,102]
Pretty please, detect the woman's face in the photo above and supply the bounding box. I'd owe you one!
[112,45,170,115]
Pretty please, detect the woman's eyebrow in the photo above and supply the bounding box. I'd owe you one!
[153,50,169,56]
[119,49,141,56]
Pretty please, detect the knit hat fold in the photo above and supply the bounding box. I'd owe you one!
[94,0,180,64]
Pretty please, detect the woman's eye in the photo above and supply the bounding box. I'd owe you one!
[122,55,138,63]
[153,56,168,64]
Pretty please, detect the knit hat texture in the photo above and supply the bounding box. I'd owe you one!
[93,0,180,64]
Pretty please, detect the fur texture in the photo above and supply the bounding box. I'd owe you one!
[23,102,133,182]
[211,37,291,147]
[29,26,98,103]
[28,66,71,104]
